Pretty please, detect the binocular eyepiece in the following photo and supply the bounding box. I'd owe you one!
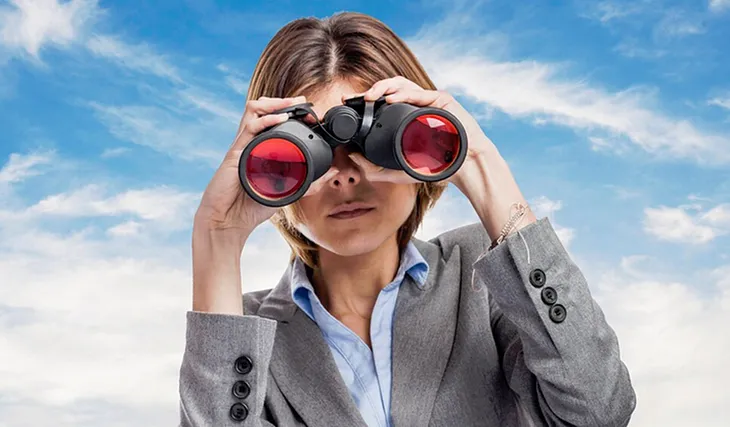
[238,95,468,207]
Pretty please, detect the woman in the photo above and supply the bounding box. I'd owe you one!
[179,11,636,427]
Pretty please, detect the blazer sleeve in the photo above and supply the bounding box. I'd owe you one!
[178,310,279,426]
[472,217,637,427]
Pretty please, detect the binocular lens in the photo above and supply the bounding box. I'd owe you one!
[245,138,308,199]
[401,114,461,176]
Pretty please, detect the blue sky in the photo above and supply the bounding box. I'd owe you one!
[1,0,729,426]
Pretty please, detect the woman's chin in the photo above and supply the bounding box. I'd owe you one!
[318,231,387,257]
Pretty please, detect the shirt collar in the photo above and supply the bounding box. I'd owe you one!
[290,240,429,304]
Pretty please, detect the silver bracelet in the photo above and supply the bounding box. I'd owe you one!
[489,202,529,250]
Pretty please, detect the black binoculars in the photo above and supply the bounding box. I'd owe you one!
[238,95,468,207]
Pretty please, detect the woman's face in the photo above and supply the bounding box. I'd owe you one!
[293,80,417,257]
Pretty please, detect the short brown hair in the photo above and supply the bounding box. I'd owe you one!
[246,11,447,268]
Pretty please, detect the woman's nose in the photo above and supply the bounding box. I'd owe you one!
[327,146,362,189]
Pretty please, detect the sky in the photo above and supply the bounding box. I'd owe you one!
[0,0,729,425]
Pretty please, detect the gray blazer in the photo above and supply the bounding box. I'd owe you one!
[178,218,636,426]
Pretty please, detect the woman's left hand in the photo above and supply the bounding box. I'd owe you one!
[343,76,537,241]
[342,76,499,189]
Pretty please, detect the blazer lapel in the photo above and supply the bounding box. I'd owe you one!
[257,265,368,427]
[390,240,462,427]
[255,239,461,427]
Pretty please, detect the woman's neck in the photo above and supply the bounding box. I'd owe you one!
[310,234,401,320]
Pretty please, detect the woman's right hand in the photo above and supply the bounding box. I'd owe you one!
[194,96,298,238]
[194,95,339,242]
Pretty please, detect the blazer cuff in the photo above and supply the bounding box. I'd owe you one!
[180,311,277,425]
[472,216,583,351]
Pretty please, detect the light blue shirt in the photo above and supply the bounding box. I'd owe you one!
[290,241,429,427]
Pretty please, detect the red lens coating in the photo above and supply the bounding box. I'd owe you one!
[246,138,307,199]
[400,114,460,175]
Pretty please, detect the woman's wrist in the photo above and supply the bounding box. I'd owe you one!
[453,149,537,241]
[191,221,249,315]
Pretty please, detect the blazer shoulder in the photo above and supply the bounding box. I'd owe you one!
[242,288,274,315]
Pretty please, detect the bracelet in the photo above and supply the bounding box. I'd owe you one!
[489,202,529,250]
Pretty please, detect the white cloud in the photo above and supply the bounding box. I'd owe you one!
[0,156,214,424]
[530,195,562,217]
[85,34,182,83]
[708,95,730,110]
[408,32,730,165]
[0,0,98,59]
[100,146,130,158]
[216,63,250,95]
[0,0,187,89]
[177,88,240,124]
[604,184,643,200]
[24,183,200,228]
[0,147,295,426]
[0,150,54,184]
[578,0,717,69]
[613,38,667,59]
[580,0,644,23]
[529,196,575,247]
[654,10,706,39]
[0,167,194,422]
[88,102,229,164]
[688,193,713,202]
[709,0,730,13]
[0,228,191,410]
[701,204,730,228]
[225,76,249,95]
[106,219,143,237]
[0,214,290,426]
[581,1,707,38]
[592,258,730,426]
[0,1,244,167]
[643,202,729,244]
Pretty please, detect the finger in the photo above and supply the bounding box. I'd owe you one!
[364,76,421,101]
[349,152,421,185]
[361,166,419,185]
[247,95,307,116]
[341,92,364,103]
[231,112,290,152]
[348,152,384,174]
[375,169,420,185]
[300,110,319,125]
[384,88,443,107]
[302,167,340,198]
[237,96,305,134]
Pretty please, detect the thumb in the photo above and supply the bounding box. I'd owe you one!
[348,152,372,169]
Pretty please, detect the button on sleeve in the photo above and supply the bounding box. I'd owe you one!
[549,304,567,323]
[229,402,249,422]
[540,286,558,305]
[232,380,251,399]
[234,355,253,375]
[529,268,546,288]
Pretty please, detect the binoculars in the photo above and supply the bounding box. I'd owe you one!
[238,95,468,207]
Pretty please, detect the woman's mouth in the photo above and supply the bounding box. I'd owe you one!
[328,207,375,220]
